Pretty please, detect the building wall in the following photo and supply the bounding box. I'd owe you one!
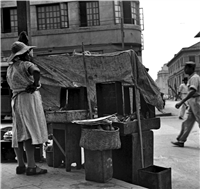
[1,0,142,57]
[155,64,169,94]
[167,42,200,97]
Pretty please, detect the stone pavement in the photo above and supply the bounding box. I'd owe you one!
[1,162,146,189]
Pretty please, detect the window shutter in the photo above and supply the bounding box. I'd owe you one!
[79,1,87,27]
[123,1,131,24]
[3,8,11,33]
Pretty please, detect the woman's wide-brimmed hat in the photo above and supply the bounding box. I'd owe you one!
[7,41,36,63]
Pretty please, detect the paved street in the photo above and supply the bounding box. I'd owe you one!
[1,100,199,189]
[154,100,200,189]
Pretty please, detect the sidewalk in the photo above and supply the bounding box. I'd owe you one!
[156,100,179,117]
[1,162,146,189]
[1,100,180,189]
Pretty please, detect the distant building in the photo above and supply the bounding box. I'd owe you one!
[1,0,144,59]
[167,42,200,97]
[155,64,169,95]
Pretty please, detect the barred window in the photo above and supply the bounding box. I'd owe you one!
[114,0,121,24]
[37,3,68,30]
[1,7,18,33]
[131,1,140,25]
[180,57,183,66]
[189,55,195,62]
[80,1,100,27]
[10,9,18,32]
[114,1,140,26]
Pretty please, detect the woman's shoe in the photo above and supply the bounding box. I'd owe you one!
[16,165,26,174]
[26,165,47,176]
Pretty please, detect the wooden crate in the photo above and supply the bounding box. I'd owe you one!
[124,86,155,118]
[113,130,154,184]
[96,81,123,117]
[113,117,160,136]
[96,83,155,118]
[60,87,88,110]
[138,165,172,189]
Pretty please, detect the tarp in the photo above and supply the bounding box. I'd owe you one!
[33,50,163,111]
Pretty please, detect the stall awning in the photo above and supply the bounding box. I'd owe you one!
[33,50,163,110]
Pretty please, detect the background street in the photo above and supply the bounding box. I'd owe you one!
[154,100,200,189]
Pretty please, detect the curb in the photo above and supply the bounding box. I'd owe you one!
[156,113,172,117]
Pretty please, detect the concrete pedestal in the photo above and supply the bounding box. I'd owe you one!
[84,149,113,183]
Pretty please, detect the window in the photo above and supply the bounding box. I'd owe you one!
[177,61,179,69]
[189,55,195,62]
[37,3,68,30]
[180,57,183,66]
[130,1,140,25]
[114,0,121,24]
[79,1,100,27]
[1,7,18,33]
[114,1,140,25]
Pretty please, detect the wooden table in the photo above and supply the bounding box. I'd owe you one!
[49,122,82,172]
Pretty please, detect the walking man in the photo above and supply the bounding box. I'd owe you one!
[172,61,200,147]
[177,77,188,119]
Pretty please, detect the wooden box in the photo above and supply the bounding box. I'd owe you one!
[60,87,88,110]
[113,130,154,184]
[124,86,155,119]
[138,165,172,189]
[113,117,160,136]
[96,81,123,117]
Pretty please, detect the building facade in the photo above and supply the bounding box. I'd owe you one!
[1,0,143,59]
[155,64,169,95]
[167,42,200,97]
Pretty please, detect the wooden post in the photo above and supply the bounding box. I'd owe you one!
[82,43,93,119]
[131,51,144,168]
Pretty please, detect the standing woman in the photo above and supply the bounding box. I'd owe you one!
[7,41,48,175]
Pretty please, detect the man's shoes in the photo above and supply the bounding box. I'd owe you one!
[171,141,184,147]
[179,117,183,120]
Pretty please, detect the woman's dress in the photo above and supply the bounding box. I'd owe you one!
[7,60,48,148]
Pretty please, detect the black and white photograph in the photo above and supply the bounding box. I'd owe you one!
[1,0,200,188]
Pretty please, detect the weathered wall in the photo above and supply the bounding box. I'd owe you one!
[1,1,142,56]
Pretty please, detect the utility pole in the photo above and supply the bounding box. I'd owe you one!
[17,0,32,45]
[120,1,124,50]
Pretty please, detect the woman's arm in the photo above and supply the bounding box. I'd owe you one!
[28,66,40,86]
[26,66,40,93]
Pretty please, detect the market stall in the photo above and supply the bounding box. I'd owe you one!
[32,50,168,187]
